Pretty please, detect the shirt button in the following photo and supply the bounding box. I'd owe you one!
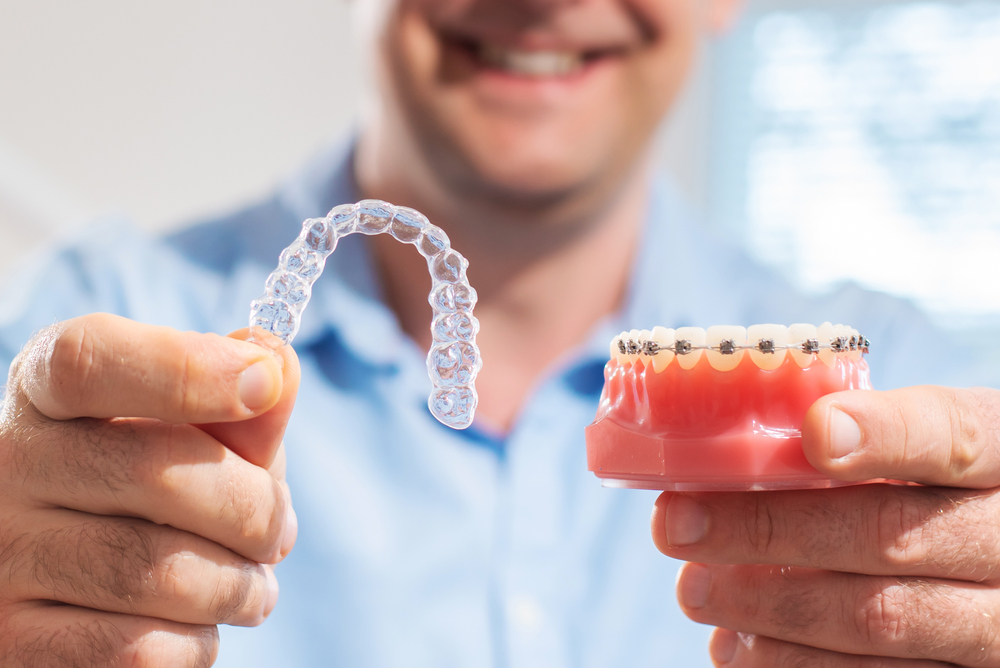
[508,594,543,634]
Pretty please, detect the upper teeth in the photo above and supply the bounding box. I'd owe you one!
[611,323,869,372]
[478,44,583,77]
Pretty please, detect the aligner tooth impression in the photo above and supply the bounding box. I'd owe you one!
[248,200,482,430]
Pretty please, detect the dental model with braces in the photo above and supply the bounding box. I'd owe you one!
[587,323,875,491]
[248,200,482,430]
[610,324,869,373]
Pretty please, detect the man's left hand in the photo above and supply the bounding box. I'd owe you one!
[651,385,1000,667]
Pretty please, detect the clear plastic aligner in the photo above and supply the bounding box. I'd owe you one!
[611,323,870,372]
[248,200,482,429]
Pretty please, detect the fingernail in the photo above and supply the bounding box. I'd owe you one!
[263,564,279,617]
[665,495,709,546]
[677,563,711,609]
[710,628,739,665]
[239,360,278,411]
[280,499,298,558]
[829,407,862,459]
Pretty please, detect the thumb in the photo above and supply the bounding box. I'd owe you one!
[197,328,301,468]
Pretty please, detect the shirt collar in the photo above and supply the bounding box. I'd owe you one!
[570,177,701,368]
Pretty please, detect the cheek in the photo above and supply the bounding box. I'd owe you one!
[385,11,440,94]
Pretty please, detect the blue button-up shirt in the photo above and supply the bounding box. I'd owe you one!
[0,143,986,667]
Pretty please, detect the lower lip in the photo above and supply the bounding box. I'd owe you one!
[586,355,877,491]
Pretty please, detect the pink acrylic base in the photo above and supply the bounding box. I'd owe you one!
[587,419,881,491]
[586,353,873,492]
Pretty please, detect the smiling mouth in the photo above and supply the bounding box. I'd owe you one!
[444,34,625,78]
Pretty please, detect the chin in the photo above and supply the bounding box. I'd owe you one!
[461,146,598,200]
[430,109,622,204]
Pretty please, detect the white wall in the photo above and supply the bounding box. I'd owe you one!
[0,0,362,269]
[0,1,715,273]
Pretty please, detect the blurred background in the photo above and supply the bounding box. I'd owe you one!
[1,0,998,372]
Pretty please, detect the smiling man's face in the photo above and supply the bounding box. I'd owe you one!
[374,0,737,208]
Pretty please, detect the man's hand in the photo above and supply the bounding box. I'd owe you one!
[0,313,300,666]
[651,385,1000,667]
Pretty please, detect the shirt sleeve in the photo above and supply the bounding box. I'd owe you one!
[0,216,233,380]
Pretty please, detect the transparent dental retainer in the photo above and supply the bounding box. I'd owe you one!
[247,200,482,430]
[585,324,873,491]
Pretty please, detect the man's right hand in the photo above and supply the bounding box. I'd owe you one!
[0,313,300,667]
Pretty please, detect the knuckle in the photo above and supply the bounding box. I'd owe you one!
[127,623,220,668]
[3,327,58,422]
[152,549,262,628]
[886,401,912,470]
[741,494,778,555]
[945,388,987,475]
[42,318,101,416]
[855,581,909,649]
[174,345,197,417]
[854,577,1000,664]
[260,477,289,558]
[164,331,231,420]
[209,561,264,625]
[874,493,929,570]
[221,470,286,560]
[153,550,201,605]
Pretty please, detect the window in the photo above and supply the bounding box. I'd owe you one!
[711,0,1000,329]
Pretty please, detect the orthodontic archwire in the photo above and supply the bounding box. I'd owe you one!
[616,335,871,358]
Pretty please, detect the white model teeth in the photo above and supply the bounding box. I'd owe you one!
[608,322,869,372]
[479,44,584,76]
[627,329,642,365]
[706,326,746,372]
[675,327,706,370]
[848,326,862,360]
[817,322,836,368]
[649,326,675,373]
[748,324,788,371]
[613,331,630,366]
[637,329,653,365]
[787,323,817,368]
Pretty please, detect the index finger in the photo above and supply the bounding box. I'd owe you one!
[802,386,1000,488]
[9,313,284,423]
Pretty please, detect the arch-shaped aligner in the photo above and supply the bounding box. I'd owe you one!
[248,199,482,429]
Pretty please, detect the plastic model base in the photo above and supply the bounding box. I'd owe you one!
[587,421,868,491]
[586,349,873,492]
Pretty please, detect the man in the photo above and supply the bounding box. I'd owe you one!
[1,0,997,666]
